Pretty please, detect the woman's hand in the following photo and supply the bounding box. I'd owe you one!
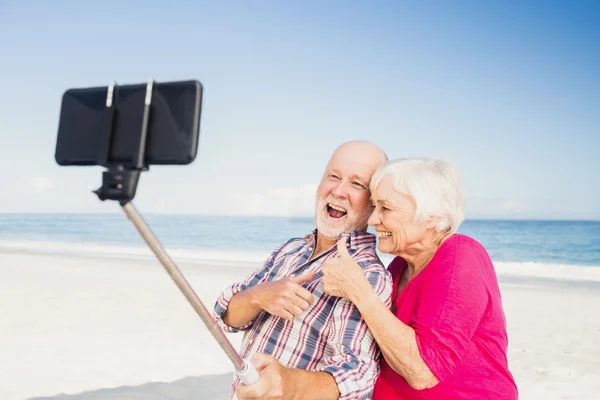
[322,240,370,303]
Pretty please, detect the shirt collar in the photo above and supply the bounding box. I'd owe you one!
[309,228,376,250]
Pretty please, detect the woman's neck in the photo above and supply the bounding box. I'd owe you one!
[403,248,437,277]
[401,231,452,278]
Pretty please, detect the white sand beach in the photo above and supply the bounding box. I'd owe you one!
[1,250,599,400]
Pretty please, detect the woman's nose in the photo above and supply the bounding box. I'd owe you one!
[368,209,380,226]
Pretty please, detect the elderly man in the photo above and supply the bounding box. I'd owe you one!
[213,141,393,400]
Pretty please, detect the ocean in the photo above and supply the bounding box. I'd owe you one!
[1,213,599,282]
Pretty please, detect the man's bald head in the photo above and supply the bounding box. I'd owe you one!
[327,141,388,172]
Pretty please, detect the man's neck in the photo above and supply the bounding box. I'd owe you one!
[310,232,339,261]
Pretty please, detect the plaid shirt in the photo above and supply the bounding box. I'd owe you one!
[213,230,393,400]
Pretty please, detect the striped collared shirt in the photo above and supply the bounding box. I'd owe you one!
[213,230,393,400]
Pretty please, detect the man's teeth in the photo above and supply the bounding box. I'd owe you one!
[329,204,347,213]
[376,231,392,237]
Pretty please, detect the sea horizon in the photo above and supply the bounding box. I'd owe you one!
[1,212,599,223]
[1,213,599,274]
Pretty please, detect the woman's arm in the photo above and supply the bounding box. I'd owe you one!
[323,238,490,390]
[352,284,440,390]
[322,241,439,390]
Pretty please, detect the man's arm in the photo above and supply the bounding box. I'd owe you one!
[213,238,315,332]
[222,287,263,329]
[213,275,268,333]
[223,271,316,328]
[237,354,339,400]
[285,369,339,400]
[213,241,288,333]
[237,263,393,400]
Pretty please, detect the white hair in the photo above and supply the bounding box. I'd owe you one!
[370,158,467,234]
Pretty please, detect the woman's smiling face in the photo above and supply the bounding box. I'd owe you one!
[368,176,433,256]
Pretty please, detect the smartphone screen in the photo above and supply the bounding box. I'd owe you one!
[55,80,203,167]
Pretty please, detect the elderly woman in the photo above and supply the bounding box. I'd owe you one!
[322,158,518,399]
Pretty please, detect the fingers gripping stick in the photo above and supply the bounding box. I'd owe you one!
[237,358,260,385]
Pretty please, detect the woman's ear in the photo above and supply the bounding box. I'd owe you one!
[435,221,448,232]
[426,216,444,231]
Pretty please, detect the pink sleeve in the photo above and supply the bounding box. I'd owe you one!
[411,238,488,382]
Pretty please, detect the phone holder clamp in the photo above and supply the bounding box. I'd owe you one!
[93,79,153,205]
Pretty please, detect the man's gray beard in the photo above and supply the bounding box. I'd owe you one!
[315,212,346,238]
[314,202,371,238]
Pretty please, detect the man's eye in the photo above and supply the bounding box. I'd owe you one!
[352,182,365,189]
[330,174,340,180]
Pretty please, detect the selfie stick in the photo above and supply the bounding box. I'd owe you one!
[92,79,259,385]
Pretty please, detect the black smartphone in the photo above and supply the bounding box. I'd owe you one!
[55,79,203,167]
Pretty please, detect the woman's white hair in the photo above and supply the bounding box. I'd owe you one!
[370,158,467,234]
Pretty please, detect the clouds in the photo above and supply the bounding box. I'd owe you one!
[466,196,527,219]
[30,177,53,194]
[219,184,318,216]
[500,199,525,213]
[465,194,600,220]
[142,183,319,216]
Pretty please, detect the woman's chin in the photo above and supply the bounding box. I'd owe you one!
[377,238,394,254]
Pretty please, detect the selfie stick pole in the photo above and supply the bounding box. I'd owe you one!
[93,80,259,385]
[120,202,258,385]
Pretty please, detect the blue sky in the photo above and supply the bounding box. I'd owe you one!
[0,0,598,219]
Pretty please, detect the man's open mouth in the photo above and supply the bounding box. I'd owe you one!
[327,203,347,219]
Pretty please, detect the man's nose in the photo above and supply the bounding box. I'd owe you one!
[331,182,349,198]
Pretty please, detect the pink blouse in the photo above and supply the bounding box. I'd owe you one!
[372,234,518,399]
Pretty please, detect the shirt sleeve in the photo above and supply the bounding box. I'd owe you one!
[412,237,489,382]
[319,259,393,399]
[212,240,292,333]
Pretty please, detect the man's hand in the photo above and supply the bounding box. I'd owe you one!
[236,353,339,400]
[250,271,316,321]
[237,353,288,400]
[222,270,316,328]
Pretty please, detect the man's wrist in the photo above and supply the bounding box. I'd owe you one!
[280,365,294,397]
[246,285,264,311]
[282,368,339,400]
